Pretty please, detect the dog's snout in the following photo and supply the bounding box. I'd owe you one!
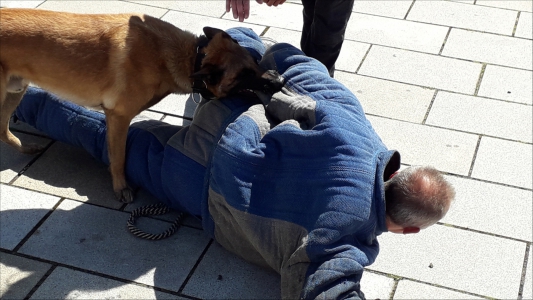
[261,70,284,93]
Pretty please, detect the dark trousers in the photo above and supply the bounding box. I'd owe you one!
[300,0,355,77]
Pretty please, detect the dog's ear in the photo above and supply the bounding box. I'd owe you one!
[203,27,224,39]
[203,26,236,42]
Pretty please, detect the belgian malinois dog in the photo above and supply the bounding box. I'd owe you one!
[0,8,283,203]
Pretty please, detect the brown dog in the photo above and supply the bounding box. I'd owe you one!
[0,8,283,203]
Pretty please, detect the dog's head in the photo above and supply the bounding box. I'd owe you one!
[190,27,284,99]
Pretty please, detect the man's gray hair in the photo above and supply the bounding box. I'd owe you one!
[384,166,455,229]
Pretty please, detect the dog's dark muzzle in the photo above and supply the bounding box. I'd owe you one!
[260,70,284,94]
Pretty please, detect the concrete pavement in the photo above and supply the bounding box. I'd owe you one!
[1,0,532,299]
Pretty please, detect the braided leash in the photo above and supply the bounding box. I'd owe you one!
[127,203,185,240]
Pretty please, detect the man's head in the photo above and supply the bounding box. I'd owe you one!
[384,166,455,234]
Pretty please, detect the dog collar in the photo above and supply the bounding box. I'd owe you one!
[192,36,216,100]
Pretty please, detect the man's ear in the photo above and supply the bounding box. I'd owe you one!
[402,227,420,234]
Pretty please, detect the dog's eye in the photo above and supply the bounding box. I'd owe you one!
[206,71,223,85]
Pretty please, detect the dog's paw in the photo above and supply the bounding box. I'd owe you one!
[115,187,134,203]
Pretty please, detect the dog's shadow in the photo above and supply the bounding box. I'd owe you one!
[0,205,210,299]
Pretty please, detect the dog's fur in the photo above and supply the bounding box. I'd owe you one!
[0,8,283,202]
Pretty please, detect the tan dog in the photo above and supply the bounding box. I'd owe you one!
[0,8,283,203]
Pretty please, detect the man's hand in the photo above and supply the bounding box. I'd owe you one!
[226,0,265,22]
[263,0,286,6]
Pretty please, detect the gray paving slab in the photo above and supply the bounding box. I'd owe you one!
[359,46,482,94]
[442,28,533,70]
[30,266,184,300]
[161,115,192,127]
[471,137,533,189]
[1,1,531,299]
[182,242,280,299]
[442,175,532,242]
[407,0,517,35]
[478,65,533,104]
[346,13,448,54]
[369,224,526,299]
[262,27,370,73]
[335,72,434,123]
[476,0,533,13]
[393,279,482,299]
[367,116,479,176]
[359,271,395,300]
[0,252,52,300]
[37,0,168,16]
[524,249,533,300]
[19,199,211,292]
[0,0,44,8]
[0,132,51,184]
[352,1,412,19]
[161,10,266,42]
[426,91,532,143]
[130,110,163,124]
[126,0,225,18]
[12,142,122,209]
[0,184,59,250]
[516,12,533,39]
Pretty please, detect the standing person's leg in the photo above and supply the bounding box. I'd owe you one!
[300,0,316,56]
[299,0,355,77]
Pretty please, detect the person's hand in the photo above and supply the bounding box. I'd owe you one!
[226,0,268,22]
[262,0,286,6]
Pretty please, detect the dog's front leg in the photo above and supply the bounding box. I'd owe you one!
[0,84,44,154]
[104,110,134,203]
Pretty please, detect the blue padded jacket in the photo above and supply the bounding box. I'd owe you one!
[15,28,400,300]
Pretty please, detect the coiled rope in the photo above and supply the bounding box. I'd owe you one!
[127,203,185,240]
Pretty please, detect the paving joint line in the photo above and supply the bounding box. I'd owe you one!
[403,0,416,20]
[467,135,482,177]
[23,264,57,300]
[421,89,439,125]
[260,26,270,36]
[437,221,532,244]
[0,248,194,299]
[474,63,487,96]
[355,44,372,74]
[518,243,531,300]
[342,35,532,72]
[177,239,214,294]
[365,268,492,299]
[0,248,193,299]
[438,27,452,55]
[512,11,521,37]
[364,113,532,148]
[7,140,55,185]
[445,172,532,192]
[338,71,533,107]
[388,278,400,300]
[12,198,65,253]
